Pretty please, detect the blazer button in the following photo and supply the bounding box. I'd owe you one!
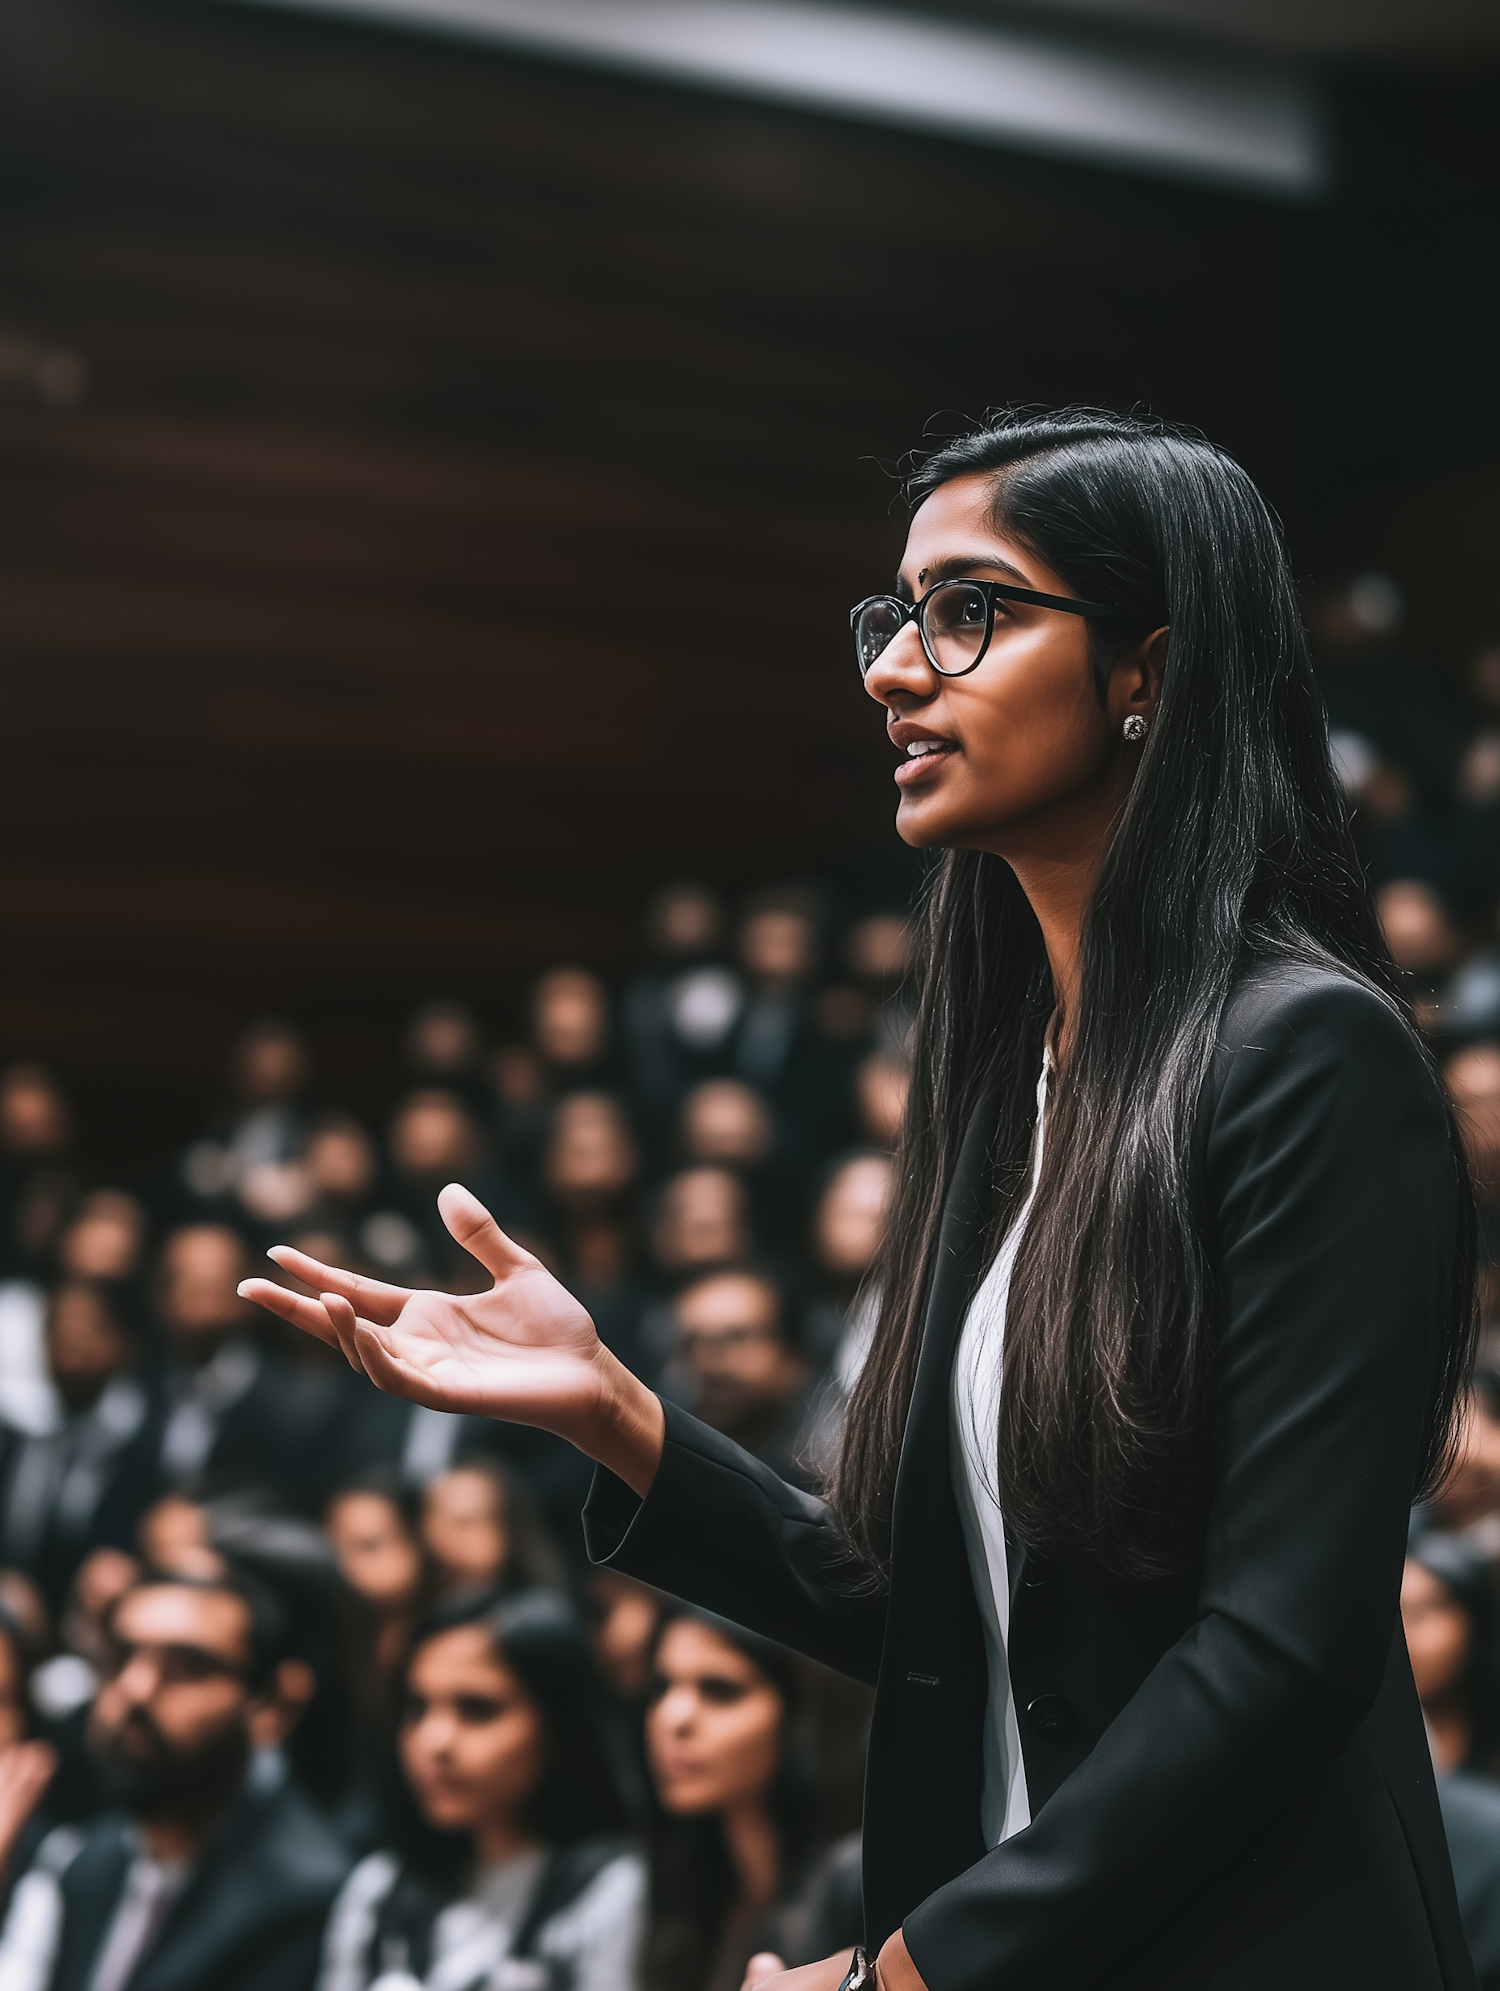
[1025,1693,1075,1738]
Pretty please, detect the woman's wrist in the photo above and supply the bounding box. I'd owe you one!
[584,1349,667,1497]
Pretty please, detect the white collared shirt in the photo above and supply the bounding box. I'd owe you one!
[948,1054,1050,1850]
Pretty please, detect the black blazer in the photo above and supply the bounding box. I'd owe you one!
[584,961,1479,1990]
[40,1776,350,1991]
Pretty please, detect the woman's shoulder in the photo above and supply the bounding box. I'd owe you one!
[1200,954,1449,1162]
[1211,955,1430,1095]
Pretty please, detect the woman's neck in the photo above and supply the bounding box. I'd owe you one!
[720,1797,780,1922]
[985,757,1133,1065]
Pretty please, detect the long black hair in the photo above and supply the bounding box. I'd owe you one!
[642,1609,816,1991]
[387,1588,625,1889]
[830,407,1477,1582]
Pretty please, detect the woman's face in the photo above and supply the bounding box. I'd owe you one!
[421,1469,509,1593]
[400,1626,545,1836]
[327,1492,422,1615]
[862,472,1157,858]
[1401,1558,1473,1703]
[646,1619,784,1817]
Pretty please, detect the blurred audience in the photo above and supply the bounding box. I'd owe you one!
[0,875,916,1989]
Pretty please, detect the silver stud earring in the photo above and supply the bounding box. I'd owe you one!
[1122,714,1148,743]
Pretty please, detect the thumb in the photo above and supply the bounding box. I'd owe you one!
[438,1183,537,1281]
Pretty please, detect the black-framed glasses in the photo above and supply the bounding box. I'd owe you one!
[851,578,1122,680]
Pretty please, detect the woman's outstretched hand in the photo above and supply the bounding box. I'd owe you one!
[236,1183,665,1495]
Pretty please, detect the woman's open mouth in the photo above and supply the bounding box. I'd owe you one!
[895,738,957,786]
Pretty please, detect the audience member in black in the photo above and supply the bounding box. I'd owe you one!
[804,1151,890,1359]
[152,1226,288,1504]
[850,1047,907,1152]
[677,1082,797,1254]
[316,1590,644,1991]
[385,1091,526,1288]
[642,1610,818,1991]
[1377,878,1464,1032]
[180,1020,311,1211]
[531,968,616,1097]
[1313,571,1463,815]
[584,1571,665,1825]
[399,1002,491,1122]
[637,1169,755,1385]
[660,1269,814,1487]
[622,883,737,1130]
[0,1064,79,1282]
[541,1094,644,1361]
[325,1479,424,1688]
[798,1153,893,1473]
[1426,1379,1500,1541]
[0,1565,350,1991]
[1403,1534,1500,1775]
[299,1118,382,1246]
[0,1282,156,1614]
[842,912,913,1060]
[647,1170,752,1291]
[724,892,856,1165]
[418,1462,565,1603]
[55,1194,148,1291]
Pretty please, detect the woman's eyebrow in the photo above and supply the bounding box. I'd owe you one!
[898,552,1034,594]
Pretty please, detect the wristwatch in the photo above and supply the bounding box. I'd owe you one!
[838,1948,876,1991]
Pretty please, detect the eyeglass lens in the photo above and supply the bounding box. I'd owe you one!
[855,581,991,678]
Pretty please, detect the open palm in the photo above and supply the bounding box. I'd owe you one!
[239,1183,611,1440]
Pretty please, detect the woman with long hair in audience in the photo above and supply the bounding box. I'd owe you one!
[642,1608,822,1991]
[317,1589,643,1991]
[251,409,1479,1990]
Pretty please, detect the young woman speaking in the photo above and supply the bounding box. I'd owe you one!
[245,410,1478,1990]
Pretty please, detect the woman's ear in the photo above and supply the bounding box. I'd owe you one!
[1111,626,1168,730]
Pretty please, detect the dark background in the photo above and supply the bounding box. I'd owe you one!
[0,0,1496,1163]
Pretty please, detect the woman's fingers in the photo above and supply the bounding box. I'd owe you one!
[322,1294,371,1377]
[237,1278,342,1351]
[438,1183,537,1281]
[265,1246,409,1327]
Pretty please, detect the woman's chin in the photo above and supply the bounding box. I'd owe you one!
[895,797,958,849]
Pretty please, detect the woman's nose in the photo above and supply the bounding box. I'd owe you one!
[862,620,936,708]
[658,1684,696,1732]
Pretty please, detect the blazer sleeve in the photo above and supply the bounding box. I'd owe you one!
[903,972,1465,1990]
[582,1403,887,1684]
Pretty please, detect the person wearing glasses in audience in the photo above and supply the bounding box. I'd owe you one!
[0,1563,349,1991]
[245,410,1479,1990]
[662,1270,814,1486]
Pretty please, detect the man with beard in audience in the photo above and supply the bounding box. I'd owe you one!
[663,1266,815,1485]
[0,1564,348,1991]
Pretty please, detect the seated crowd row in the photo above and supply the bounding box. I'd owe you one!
[0,882,894,1991]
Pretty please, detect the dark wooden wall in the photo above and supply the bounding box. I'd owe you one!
[0,0,1490,1154]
